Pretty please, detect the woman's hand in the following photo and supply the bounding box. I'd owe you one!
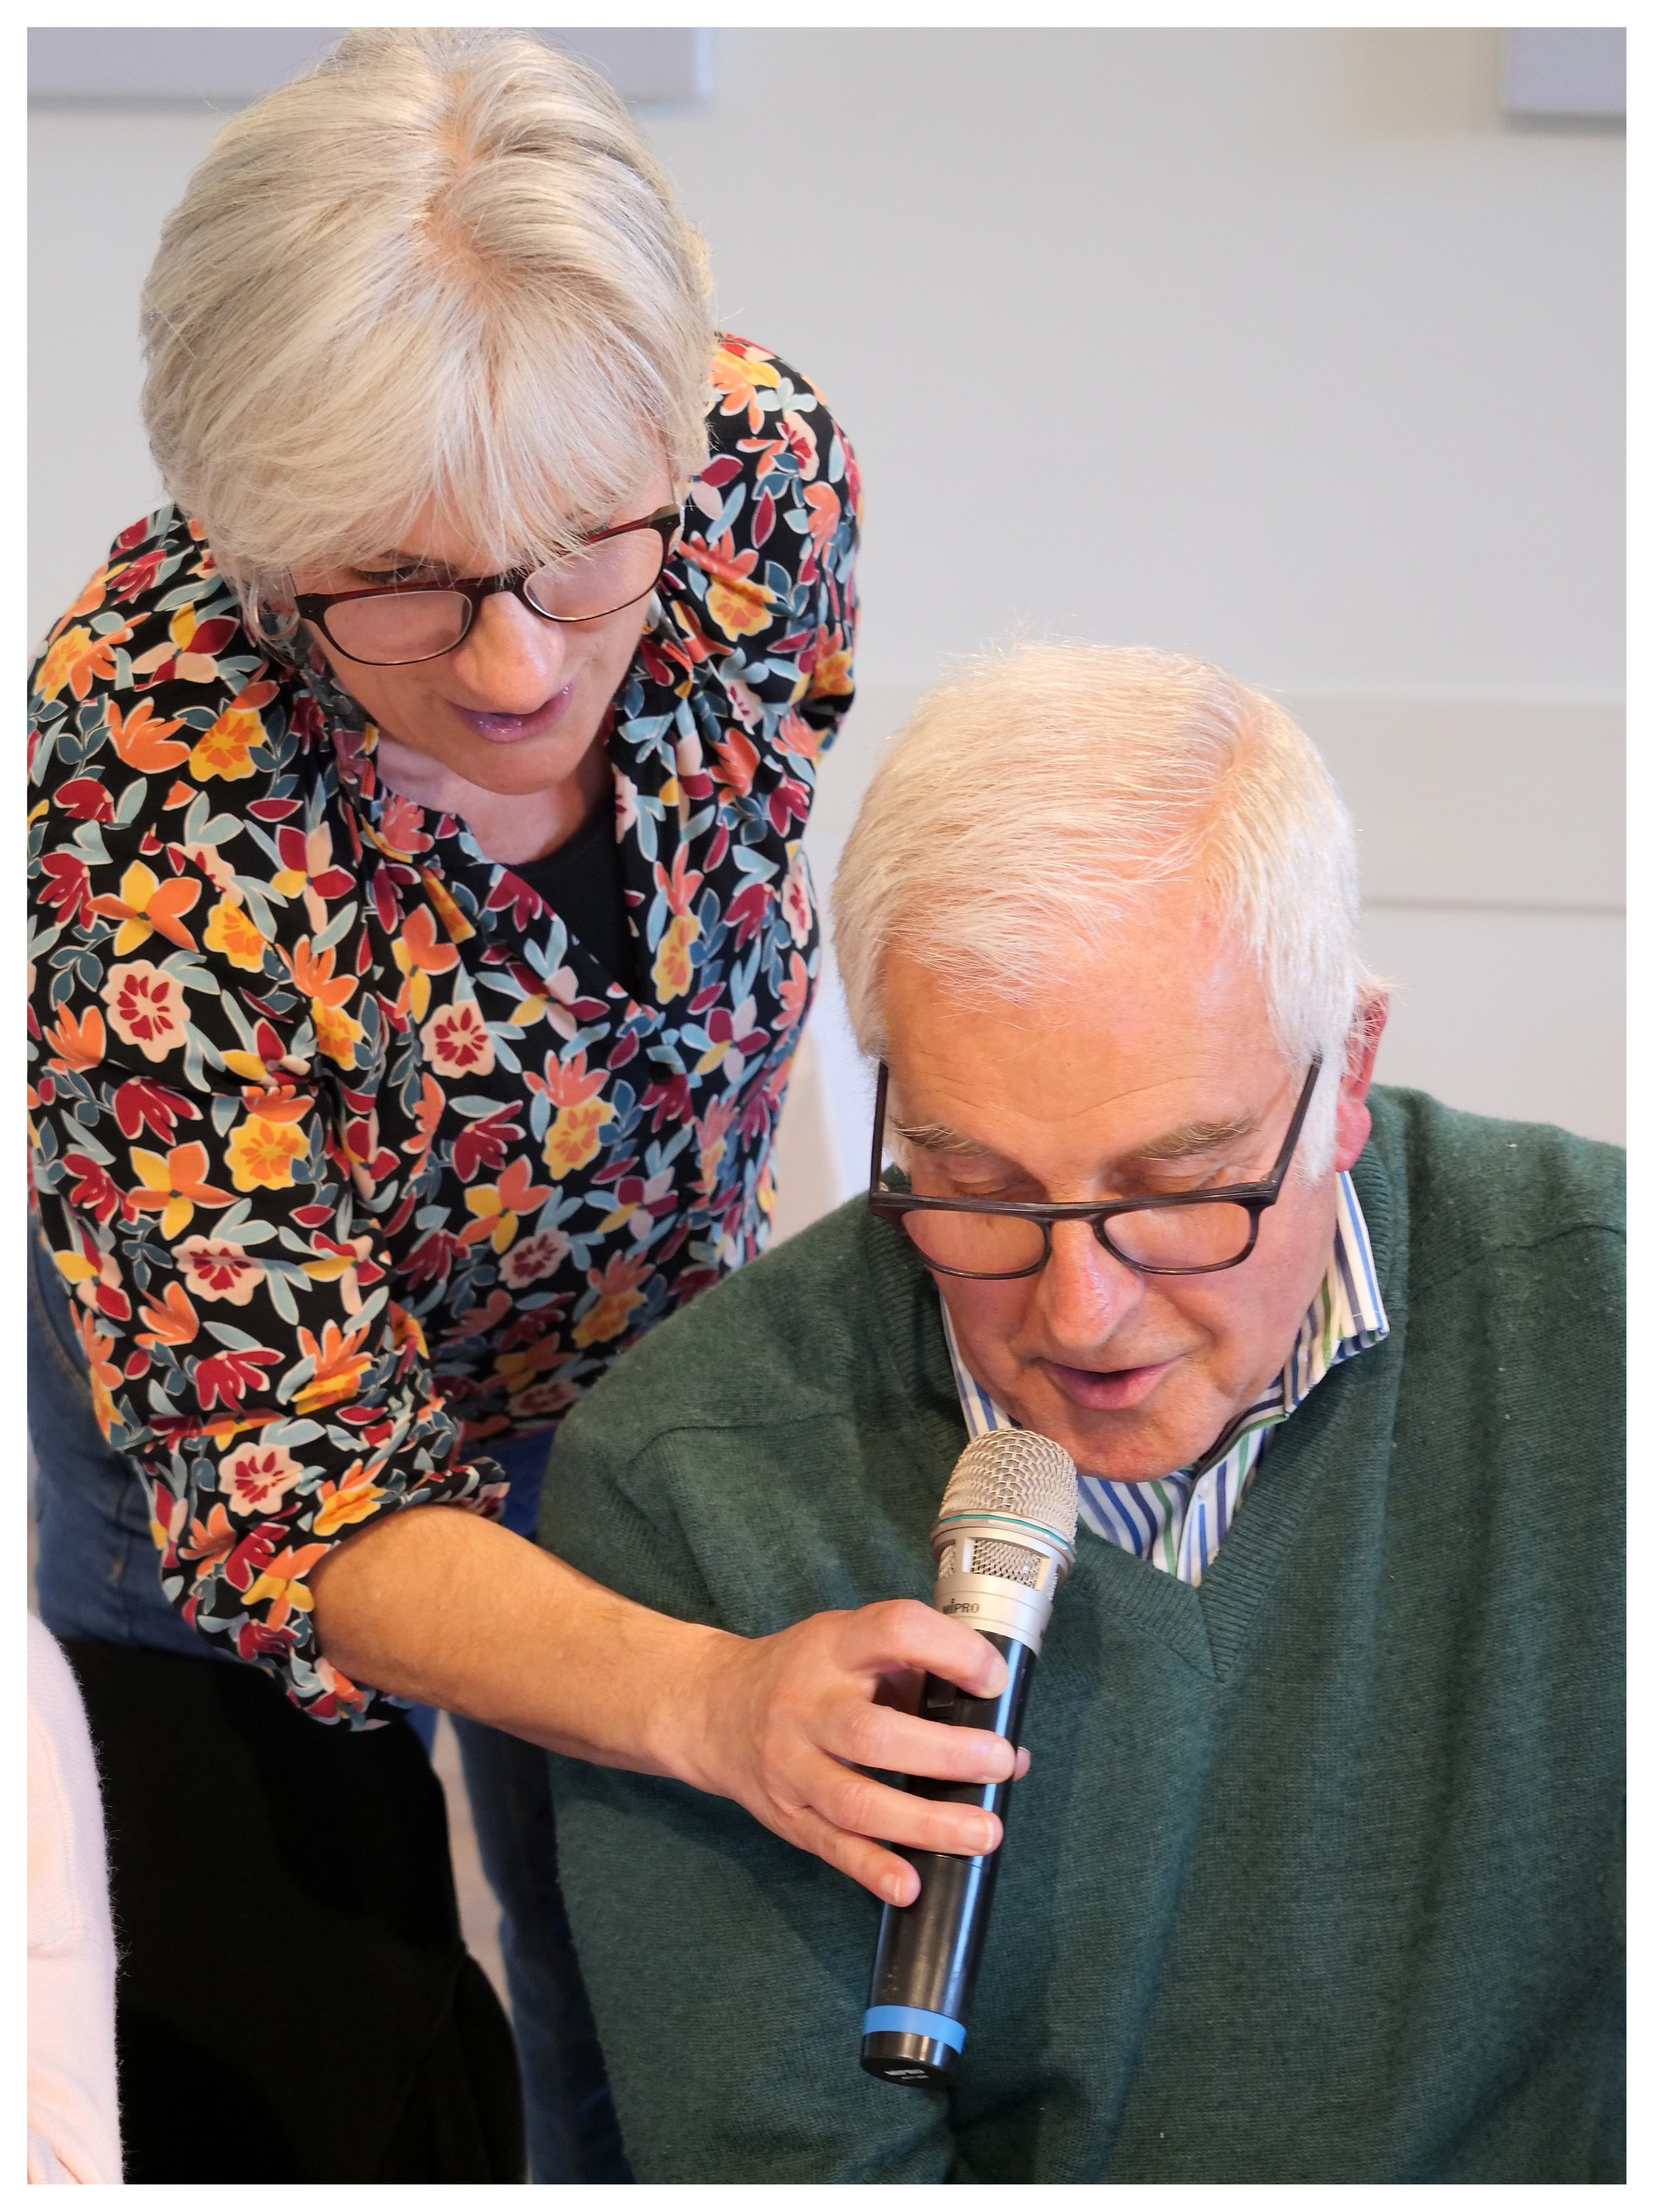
[312,1507,1028,1905]
[663,1601,1032,1907]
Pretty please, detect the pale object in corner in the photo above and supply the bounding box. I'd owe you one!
[27,1615,123,2185]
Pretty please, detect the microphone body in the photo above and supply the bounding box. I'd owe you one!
[861,1431,1077,2088]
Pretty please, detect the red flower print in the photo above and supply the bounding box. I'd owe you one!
[38,852,93,928]
[112,1078,200,1146]
[195,1345,282,1411]
[101,961,188,1062]
[421,998,496,1079]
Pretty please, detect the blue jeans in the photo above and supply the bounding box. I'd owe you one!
[27,1228,629,2183]
[451,1434,632,2185]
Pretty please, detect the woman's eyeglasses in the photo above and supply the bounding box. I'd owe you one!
[867,1058,1322,1279]
[291,507,680,667]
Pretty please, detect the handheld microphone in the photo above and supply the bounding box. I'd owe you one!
[860,1429,1078,2087]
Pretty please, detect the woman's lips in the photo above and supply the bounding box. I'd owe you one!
[451,684,575,744]
[1042,1356,1178,1412]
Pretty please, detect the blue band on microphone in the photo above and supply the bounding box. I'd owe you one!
[861,2005,967,2052]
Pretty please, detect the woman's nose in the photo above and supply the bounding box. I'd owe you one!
[450,588,571,710]
[1036,1216,1143,1350]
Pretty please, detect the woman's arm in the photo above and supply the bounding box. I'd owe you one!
[26,512,506,1724]
[310,1504,1026,1907]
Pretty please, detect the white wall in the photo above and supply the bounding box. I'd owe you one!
[29,27,1624,1226]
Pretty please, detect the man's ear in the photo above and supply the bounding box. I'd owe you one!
[1333,992,1388,1173]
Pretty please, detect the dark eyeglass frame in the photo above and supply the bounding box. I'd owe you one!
[866,1056,1322,1279]
[291,506,681,666]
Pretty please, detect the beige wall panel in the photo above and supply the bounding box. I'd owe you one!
[1362,905,1623,1143]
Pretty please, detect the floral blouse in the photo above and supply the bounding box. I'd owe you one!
[27,336,859,1724]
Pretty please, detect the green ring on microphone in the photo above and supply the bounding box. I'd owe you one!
[861,2004,966,2051]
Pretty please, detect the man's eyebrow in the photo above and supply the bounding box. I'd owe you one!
[890,1110,1263,1164]
[889,1120,988,1156]
[1127,1111,1261,1162]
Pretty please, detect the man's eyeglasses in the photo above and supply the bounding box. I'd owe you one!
[867,1058,1321,1280]
[291,506,680,667]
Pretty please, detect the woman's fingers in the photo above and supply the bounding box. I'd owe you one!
[686,1601,1032,1897]
[836,1599,1011,1700]
[811,1762,1003,1861]
[775,1802,922,1908]
[818,1697,1017,1785]
[769,1752,1004,1891]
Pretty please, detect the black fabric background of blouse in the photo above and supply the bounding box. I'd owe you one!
[504,808,640,1002]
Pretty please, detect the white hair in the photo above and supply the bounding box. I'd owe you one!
[140,27,714,597]
[831,643,1379,1178]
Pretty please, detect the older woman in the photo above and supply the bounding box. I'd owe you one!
[27,29,1024,2186]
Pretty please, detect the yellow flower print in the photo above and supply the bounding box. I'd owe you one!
[239,1541,330,1626]
[707,573,772,640]
[545,1099,614,1179]
[710,341,781,433]
[572,1254,651,1348]
[128,1142,235,1241]
[203,898,269,972]
[291,1319,373,1414]
[392,904,461,1023]
[226,1114,308,1192]
[808,623,855,701]
[535,1049,614,1178]
[462,1157,554,1254]
[312,1000,365,1069]
[189,705,264,782]
[387,1302,429,1361]
[652,911,699,1000]
[312,1465,388,1538]
[284,936,363,1069]
[35,621,132,705]
[87,861,201,956]
[650,845,706,1002]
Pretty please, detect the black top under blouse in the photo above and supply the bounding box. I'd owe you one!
[507,805,640,1000]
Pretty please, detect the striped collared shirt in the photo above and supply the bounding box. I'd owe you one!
[942,1171,1388,1587]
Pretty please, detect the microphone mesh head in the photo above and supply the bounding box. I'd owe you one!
[939,1431,1078,1547]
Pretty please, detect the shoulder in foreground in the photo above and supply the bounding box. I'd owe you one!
[1369,1084,1624,1266]
[555,1196,887,1460]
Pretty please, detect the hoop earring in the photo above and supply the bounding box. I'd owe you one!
[251,595,302,651]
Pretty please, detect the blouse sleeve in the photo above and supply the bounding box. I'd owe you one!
[27,515,505,1726]
[661,336,861,768]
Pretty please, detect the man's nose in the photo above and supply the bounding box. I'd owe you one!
[1036,1216,1144,1347]
[450,589,570,710]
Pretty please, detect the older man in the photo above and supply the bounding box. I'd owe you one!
[539,645,1624,2183]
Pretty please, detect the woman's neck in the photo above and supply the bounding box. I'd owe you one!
[371,729,613,865]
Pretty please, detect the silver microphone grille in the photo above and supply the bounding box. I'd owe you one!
[938,1430,1078,1548]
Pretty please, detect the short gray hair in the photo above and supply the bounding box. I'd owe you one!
[831,643,1378,1177]
[141,28,714,595]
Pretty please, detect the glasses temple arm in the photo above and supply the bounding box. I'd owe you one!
[869,1062,890,1192]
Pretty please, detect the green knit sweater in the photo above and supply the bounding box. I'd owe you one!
[540,1088,1624,2183]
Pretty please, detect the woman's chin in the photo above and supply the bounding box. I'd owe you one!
[382,721,602,802]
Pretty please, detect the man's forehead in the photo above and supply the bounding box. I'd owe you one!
[882,974,1281,1150]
